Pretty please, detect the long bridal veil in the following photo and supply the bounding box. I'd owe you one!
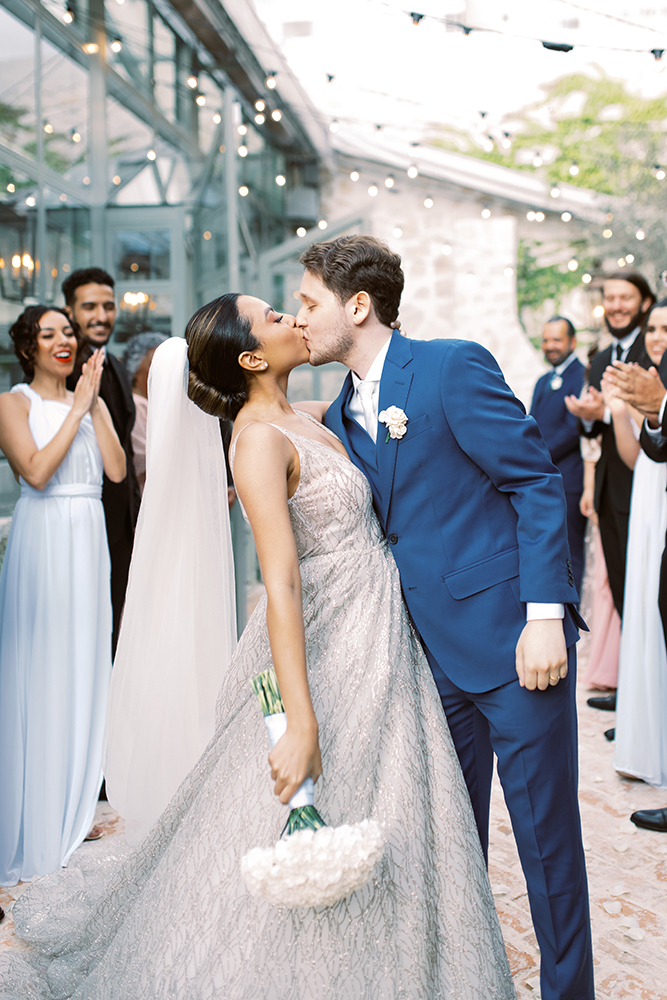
[104,337,236,845]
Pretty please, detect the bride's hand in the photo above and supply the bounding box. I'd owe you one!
[269,725,322,804]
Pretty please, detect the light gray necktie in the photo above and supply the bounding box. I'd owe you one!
[357,381,378,443]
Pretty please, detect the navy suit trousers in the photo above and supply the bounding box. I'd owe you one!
[424,645,594,1000]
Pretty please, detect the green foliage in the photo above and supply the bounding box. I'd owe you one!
[516,240,595,316]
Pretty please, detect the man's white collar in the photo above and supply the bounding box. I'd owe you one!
[351,337,392,388]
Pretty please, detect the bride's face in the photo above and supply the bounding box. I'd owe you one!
[237,295,309,370]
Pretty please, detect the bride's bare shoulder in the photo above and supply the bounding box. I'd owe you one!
[293,400,331,424]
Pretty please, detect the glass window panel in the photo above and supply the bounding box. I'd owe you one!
[153,14,176,121]
[113,290,172,344]
[0,7,37,159]
[40,39,88,176]
[197,74,224,151]
[112,229,170,280]
[44,188,91,303]
[0,182,38,305]
[107,94,153,160]
[105,0,150,89]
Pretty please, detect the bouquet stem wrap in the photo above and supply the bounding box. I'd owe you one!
[241,669,384,907]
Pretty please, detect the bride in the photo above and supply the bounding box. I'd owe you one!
[0,294,515,999]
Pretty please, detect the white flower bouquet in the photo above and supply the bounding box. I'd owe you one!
[241,668,384,908]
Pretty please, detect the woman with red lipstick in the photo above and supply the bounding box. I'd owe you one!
[0,305,125,886]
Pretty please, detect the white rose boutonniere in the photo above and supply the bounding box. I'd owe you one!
[379,405,408,443]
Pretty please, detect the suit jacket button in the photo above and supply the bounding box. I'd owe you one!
[388,533,398,544]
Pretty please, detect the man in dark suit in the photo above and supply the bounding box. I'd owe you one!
[63,268,140,654]
[607,337,667,831]
[531,316,586,591]
[565,271,654,712]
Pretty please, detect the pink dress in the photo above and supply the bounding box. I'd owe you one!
[585,528,620,689]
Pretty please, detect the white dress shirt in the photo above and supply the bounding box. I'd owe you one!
[349,337,392,443]
[349,338,563,621]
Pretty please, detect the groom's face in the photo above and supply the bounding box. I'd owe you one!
[296,271,356,367]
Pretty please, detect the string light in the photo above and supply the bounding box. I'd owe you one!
[237,124,247,135]
[112,175,121,184]
[393,227,403,238]
[71,130,81,142]
[25,196,36,207]
[147,149,156,160]
[501,133,512,150]
[593,305,605,318]
[11,254,20,267]
[504,267,514,277]
[83,176,90,185]
[532,154,543,167]
[656,166,666,180]
[255,100,266,112]
[582,273,592,283]
[535,211,545,222]
[275,174,286,186]
[481,207,491,218]
[411,12,424,24]
[296,227,307,237]
[567,259,579,271]
[63,9,73,22]
[238,145,248,157]
[424,197,434,208]
[82,42,99,54]
[384,176,395,188]
[652,49,665,72]
[617,257,626,266]
[603,228,613,238]
[265,72,277,89]
[203,231,212,240]
[110,39,122,52]
[271,110,282,122]
[569,163,579,176]
[329,120,339,133]
[550,187,560,198]
[350,170,360,182]
[7,183,15,193]
[561,212,572,221]
[407,165,418,179]
[196,94,206,107]
[636,229,646,240]
[186,76,198,89]
[239,185,249,197]
[318,220,328,230]
[626,253,635,262]
[482,137,494,152]
[442,244,452,255]
[43,123,53,134]
[213,113,221,124]
[368,184,379,197]
[526,211,536,221]
[254,113,265,124]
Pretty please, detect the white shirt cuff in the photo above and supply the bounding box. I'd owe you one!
[602,406,611,425]
[643,393,667,437]
[526,603,565,621]
[659,393,667,424]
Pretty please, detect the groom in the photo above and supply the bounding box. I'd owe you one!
[296,235,593,1000]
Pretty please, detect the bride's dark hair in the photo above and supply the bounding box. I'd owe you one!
[185,293,260,420]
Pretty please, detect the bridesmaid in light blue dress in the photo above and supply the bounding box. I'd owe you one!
[0,306,126,886]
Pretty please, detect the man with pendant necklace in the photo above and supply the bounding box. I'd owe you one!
[531,316,586,592]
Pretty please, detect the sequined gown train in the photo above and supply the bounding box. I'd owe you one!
[0,420,515,1000]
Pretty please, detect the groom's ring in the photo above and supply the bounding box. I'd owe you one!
[550,674,559,683]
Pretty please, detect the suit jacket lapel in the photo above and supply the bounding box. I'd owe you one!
[326,371,355,454]
[376,332,413,525]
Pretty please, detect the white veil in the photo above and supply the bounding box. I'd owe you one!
[104,336,236,846]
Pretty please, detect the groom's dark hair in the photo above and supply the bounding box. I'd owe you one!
[300,235,404,327]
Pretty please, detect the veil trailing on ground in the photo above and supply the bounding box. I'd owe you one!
[104,337,236,846]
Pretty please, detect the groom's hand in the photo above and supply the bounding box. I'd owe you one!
[516,620,568,690]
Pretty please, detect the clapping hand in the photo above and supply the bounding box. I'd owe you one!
[564,385,605,422]
[604,361,666,419]
[72,348,104,416]
[600,369,626,416]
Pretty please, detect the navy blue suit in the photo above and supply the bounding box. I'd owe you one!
[530,357,586,591]
[326,333,593,1000]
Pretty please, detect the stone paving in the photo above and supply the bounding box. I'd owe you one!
[2,606,666,998]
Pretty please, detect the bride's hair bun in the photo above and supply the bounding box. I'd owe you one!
[185,293,259,421]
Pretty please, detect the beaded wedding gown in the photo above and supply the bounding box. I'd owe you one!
[0,417,515,1000]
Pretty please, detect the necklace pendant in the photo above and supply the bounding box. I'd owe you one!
[550,374,563,390]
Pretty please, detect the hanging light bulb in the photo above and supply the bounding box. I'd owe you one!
[384,176,395,188]
[237,124,247,135]
[636,229,646,240]
[368,184,379,197]
[411,12,424,24]
[147,149,156,160]
[350,170,360,182]
[407,165,418,179]
[535,211,545,221]
[213,113,221,124]
[110,38,122,52]
[482,137,494,153]
[265,72,277,89]
[275,174,286,186]
[296,227,307,237]
[617,257,626,267]
[656,165,666,180]
[442,244,452,255]
[652,49,665,72]
[569,163,579,177]
[526,211,536,221]
[318,220,328,230]
[582,273,591,283]
[603,228,613,238]
[239,185,249,197]
[238,145,248,157]
[550,187,560,198]
[254,113,265,124]
[187,75,198,89]
[63,9,74,22]
[626,253,635,263]
[424,197,434,208]
[501,133,512,150]
[71,129,81,143]
[329,120,339,133]
[83,42,99,54]
[567,259,578,271]
[532,154,543,167]
[271,110,282,122]
[196,94,206,107]
[255,100,266,112]
[561,212,572,222]
[392,227,403,238]
[481,207,491,218]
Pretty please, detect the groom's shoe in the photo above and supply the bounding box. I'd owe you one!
[587,693,616,711]
[630,807,667,831]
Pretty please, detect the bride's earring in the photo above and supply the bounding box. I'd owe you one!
[260,362,268,370]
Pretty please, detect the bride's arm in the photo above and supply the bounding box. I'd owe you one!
[293,400,331,423]
[233,422,322,804]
